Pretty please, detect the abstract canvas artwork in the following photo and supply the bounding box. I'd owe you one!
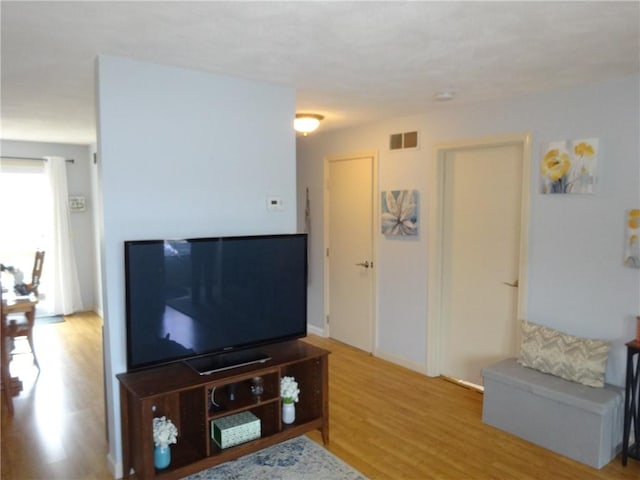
[624,209,640,269]
[381,190,418,236]
[540,138,599,194]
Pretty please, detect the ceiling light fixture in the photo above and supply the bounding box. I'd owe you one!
[294,113,324,136]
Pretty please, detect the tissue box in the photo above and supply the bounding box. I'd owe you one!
[211,411,261,449]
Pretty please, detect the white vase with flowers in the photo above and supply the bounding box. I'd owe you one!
[152,416,178,469]
[280,376,300,425]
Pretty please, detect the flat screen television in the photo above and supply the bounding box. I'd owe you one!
[124,233,307,373]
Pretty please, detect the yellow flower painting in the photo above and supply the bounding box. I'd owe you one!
[624,209,640,269]
[540,138,598,194]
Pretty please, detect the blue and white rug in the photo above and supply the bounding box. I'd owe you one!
[35,314,64,325]
[183,435,367,480]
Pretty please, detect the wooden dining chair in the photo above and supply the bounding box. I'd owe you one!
[1,285,15,414]
[25,250,45,296]
[4,251,44,369]
[4,298,39,369]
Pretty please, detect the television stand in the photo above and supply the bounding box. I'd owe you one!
[117,339,329,480]
[185,349,271,375]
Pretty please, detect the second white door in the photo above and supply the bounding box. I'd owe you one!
[441,143,524,385]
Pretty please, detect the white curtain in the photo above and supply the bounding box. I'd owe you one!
[44,156,84,315]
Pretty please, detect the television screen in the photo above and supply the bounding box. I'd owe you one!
[125,233,307,371]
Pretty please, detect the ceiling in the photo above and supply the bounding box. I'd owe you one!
[1,1,639,145]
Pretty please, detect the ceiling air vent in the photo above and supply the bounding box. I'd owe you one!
[389,131,419,151]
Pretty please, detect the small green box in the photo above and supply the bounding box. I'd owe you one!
[211,411,261,449]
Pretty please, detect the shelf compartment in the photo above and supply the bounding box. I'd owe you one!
[208,401,280,455]
[207,372,279,418]
[147,388,207,472]
[281,358,324,425]
[156,436,203,476]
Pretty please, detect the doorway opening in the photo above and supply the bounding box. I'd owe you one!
[0,158,54,315]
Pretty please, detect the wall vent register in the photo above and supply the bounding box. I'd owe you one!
[389,131,418,150]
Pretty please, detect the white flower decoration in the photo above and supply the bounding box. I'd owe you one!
[153,416,178,448]
[280,376,300,404]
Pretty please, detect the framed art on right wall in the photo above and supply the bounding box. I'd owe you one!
[624,209,640,268]
[540,138,599,194]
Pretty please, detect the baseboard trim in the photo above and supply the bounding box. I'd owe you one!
[107,451,122,479]
[307,323,326,337]
[374,348,427,375]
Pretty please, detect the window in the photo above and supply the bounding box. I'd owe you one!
[0,159,53,313]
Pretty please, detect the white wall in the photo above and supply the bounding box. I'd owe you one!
[96,55,296,477]
[0,139,96,310]
[297,74,640,386]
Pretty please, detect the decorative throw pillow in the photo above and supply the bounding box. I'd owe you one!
[517,320,610,388]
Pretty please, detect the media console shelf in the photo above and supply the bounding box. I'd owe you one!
[117,340,329,480]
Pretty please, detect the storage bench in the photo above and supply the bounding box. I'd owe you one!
[482,358,624,468]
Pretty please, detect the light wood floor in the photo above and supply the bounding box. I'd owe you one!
[1,311,111,479]
[2,312,639,479]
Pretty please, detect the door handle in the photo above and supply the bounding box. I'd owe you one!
[503,279,519,288]
[355,261,371,269]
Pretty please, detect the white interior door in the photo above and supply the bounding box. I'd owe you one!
[441,143,524,385]
[326,154,374,352]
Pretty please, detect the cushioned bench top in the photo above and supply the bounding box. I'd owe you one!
[482,358,624,415]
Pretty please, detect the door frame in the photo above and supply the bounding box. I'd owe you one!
[426,133,532,377]
[323,150,378,351]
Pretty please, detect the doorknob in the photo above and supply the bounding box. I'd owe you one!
[355,261,371,268]
[503,279,519,288]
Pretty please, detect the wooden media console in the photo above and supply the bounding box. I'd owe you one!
[117,340,329,480]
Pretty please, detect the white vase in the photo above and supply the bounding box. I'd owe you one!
[282,402,295,424]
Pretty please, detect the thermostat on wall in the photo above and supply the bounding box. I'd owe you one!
[266,196,284,211]
[69,196,86,212]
